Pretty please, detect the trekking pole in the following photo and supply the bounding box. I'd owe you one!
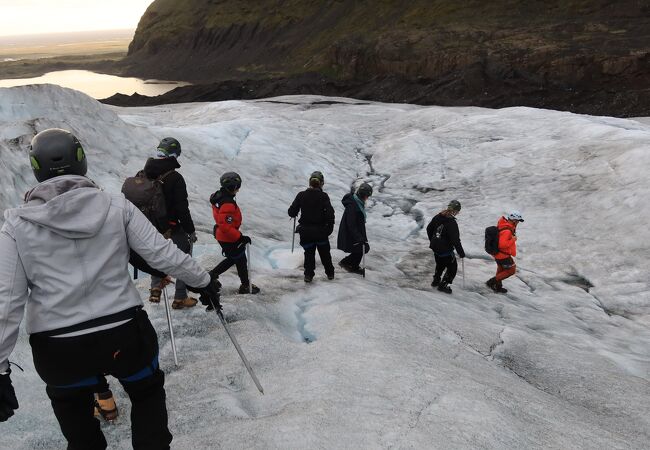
[461,258,466,289]
[162,288,179,367]
[246,244,252,292]
[362,246,366,279]
[209,303,264,394]
[291,217,296,253]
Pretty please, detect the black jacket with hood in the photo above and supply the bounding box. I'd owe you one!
[337,193,367,253]
[143,157,195,234]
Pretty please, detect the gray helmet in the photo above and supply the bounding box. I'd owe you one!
[29,128,87,183]
[157,137,181,157]
[356,182,373,198]
[309,171,324,185]
[447,200,461,212]
[220,171,242,191]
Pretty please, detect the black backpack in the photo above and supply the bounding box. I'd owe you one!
[484,226,500,255]
[122,170,174,234]
[429,224,449,253]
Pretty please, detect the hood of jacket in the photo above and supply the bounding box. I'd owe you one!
[9,175,110,239]
[498,216,515,232]
[143,157,180,179]
[210,189,236,207]
[341,193,356,207]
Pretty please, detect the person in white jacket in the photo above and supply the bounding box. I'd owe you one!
[0,128,221,450]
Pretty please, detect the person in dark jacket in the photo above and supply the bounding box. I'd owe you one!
[337,182,372,275]
[143,137,199,309]
[209,172,260,296]
[288,171,336,282]
[426,200,466,294]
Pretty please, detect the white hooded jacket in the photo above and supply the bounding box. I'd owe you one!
[0,175,210,372]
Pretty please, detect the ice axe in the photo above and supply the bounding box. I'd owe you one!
[460,257,465,289]
[206,297,264,394]
[246,244,252,293]
[161,288,179,367]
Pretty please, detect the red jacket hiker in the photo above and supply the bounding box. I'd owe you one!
[487,211,524,294]
[495,216,517,260]
[207,172,259,295]
[211,191,242,243]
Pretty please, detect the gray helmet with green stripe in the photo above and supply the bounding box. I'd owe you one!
[157,137,181,158]
[29,128,87,182]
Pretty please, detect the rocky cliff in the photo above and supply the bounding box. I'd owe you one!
[119,0,650,115]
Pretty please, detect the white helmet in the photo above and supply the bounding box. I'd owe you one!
[507,210,524,222]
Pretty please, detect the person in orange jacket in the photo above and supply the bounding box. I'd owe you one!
[486,211,524,293]
[209,172,260,298]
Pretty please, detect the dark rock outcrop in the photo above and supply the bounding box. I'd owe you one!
[116,0,650,116]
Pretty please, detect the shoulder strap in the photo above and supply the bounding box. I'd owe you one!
[156,169,175,183]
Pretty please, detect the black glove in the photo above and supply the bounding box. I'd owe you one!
[188,273,222,311]
[0,369,19,422]
[364,242,370,254]
[189,232,198,244]
[238,235,252,247]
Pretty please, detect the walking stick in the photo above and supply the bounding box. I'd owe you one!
[206,297,264,394]
[291,217,296,253]
[461,258,466,289]
[362,246,366,278]
[246,244,252,292]
[162,288,179,367]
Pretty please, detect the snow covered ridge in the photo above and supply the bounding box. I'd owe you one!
[1,85,649,448]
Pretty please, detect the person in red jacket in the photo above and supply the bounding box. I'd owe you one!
[486,211,524,293]
[209,172,260,297]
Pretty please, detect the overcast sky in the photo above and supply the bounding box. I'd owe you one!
[0,0,154,36]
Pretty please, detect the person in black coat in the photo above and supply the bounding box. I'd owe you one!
[142,137,198,309]
[337,182,373,275]
[288,171,336,282]
[426,200,466,294]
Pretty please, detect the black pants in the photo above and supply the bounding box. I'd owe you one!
[340,247,363,269]
[303,241,334,277]
[211,241,249,285]
[433,253,457,284]
[152,228,190,299]
[29,311,172,450]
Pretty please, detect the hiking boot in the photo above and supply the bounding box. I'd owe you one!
[431,276,441,287]
[437,283,452,294]
[148,288,162,303]
[304,274,314,283]
[326,272,335,280]
[172,297,198,309]
[94,391,118,422]
[338,261,352,271]
[238,283,260,294]
[495,281,508,293]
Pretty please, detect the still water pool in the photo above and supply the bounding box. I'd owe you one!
[0,70,189,99]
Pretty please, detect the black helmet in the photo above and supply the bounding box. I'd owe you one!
[357,182,373,198]
[29,128,87,183]
[447,200,461,212]
[309,171,324,185]
[157,137,181,157]
[220,172,242,191]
